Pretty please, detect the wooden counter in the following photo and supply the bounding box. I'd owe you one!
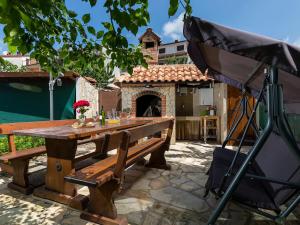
[176,116,220,143]
[176,117,201,140]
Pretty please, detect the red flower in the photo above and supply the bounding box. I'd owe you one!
[73,100,90,109]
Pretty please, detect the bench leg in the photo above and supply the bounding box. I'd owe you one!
[81,180,127,225]
[8,158,32,194]
[145,145,171,170]
[94,137,107,159]
[146,121,174,170]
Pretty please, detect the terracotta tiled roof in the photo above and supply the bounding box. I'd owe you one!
[116,64,213,83]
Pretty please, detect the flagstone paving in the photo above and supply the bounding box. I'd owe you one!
[0,142,299,225]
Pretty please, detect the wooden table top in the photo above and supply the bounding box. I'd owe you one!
[13,119,153,140]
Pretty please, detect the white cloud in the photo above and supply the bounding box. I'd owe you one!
[162,13,184,41]
[293,37,300,47]
[283,36,290,43]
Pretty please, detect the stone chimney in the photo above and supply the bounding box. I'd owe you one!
[139,28,161,65]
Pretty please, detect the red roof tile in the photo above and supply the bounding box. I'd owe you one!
[116,64,213,83]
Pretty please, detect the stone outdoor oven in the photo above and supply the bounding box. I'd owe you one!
[120,83,175,119]
[115,64,210,143]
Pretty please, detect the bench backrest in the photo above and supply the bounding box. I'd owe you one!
[100,119,174,178]
[101,119,173,153]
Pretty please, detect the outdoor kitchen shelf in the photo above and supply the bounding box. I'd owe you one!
[200,116,220,143]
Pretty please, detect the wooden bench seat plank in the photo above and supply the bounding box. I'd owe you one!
[65,138,164,186]
[81,138,162,176]
[0,136,103,164]
[0,146,46,162]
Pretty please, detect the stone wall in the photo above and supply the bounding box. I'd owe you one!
[76,77,99,118]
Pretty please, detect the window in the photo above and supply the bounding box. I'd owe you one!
[159,48,166,54]
[145,42,155,49]
[177,45,184,51]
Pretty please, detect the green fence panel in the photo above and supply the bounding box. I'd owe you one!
[0,78,75,123]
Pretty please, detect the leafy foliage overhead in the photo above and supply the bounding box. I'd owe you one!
[74,66,114,88]
[0,0,192,77]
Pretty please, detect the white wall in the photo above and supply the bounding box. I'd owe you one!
[213,83,228,143]
[2,56,29,67]
[76,77,99,118]
[158,42,188,55]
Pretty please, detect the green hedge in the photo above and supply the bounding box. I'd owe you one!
[0,136,45,155]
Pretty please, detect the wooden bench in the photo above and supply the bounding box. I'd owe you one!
[65,119,174,225]
[0,119,105,194]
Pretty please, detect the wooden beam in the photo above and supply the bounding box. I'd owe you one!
[8,134,16,153]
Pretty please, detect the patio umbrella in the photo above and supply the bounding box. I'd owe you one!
[183,16,300,111]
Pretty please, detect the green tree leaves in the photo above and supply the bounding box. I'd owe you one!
[0,0,192,78]
[87,26,96,35]
[82,13,91,23]
[168,0,179,16]
[89,0,97,7]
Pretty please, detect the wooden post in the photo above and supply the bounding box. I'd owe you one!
[204,117,207,143]
[8,134,16,153]
[216,116,220,143]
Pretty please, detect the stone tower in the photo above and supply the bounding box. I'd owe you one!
[139,28,161,65]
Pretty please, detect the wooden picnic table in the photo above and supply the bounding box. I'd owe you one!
[13,119,152,209]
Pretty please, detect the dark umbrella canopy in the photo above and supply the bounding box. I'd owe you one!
[183,16,300,105]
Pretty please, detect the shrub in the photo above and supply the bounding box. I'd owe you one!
[0,136,45,155]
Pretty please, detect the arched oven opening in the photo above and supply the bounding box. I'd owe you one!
[136,95,162,117]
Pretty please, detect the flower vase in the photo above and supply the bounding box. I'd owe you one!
[78,115,86,125]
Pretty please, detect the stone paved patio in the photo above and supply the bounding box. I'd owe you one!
[0,142,299,225]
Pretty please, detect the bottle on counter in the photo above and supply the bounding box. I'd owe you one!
[100,106,106,125]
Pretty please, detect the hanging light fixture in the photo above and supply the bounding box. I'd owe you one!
[144,84,153,88]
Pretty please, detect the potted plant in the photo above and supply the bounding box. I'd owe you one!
[208,105,217,116]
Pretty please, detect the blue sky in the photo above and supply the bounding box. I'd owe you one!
[1,0,300,53]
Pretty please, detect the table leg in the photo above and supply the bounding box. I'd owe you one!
[34,138,88,210]
[45,157,76,195]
